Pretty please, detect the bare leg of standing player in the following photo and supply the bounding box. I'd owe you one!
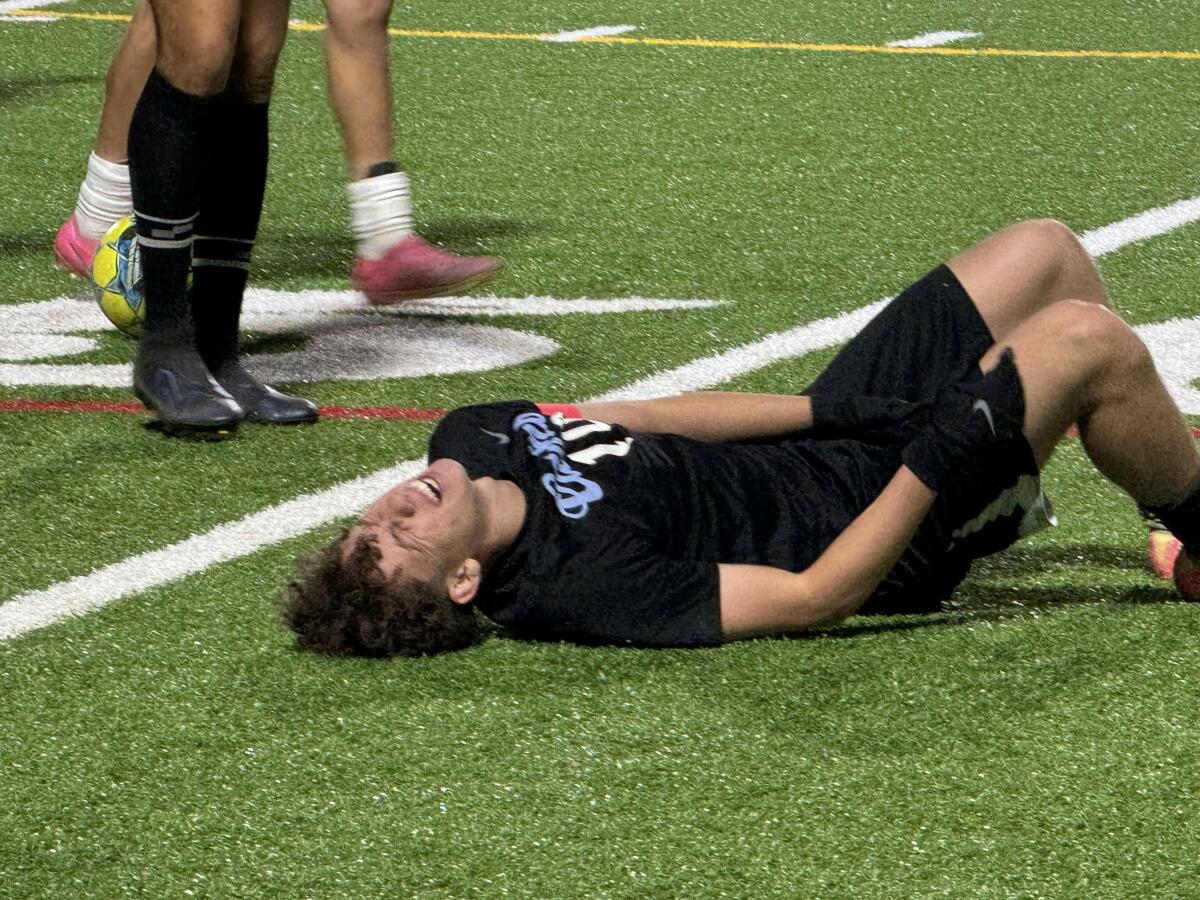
[53,0,155,275]
[56,0,503,302]
[323,0,504,303]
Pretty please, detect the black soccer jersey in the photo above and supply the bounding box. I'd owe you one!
[428,401,968,648]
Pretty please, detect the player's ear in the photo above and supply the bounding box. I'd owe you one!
[446,558,482,605]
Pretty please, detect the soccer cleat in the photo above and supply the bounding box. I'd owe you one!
[1148,528,1183,581]
[53,215,101,281]
[1174,548,1200,601]
[352,234,504,305]
[134,345,244,438]
[210,359,319,425]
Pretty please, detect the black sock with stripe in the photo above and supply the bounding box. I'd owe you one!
[192,97,270,370]
[128,69,212,343]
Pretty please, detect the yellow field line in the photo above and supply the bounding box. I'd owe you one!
[7,8,1200,62]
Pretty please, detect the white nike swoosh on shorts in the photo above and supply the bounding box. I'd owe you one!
[972,398,996,436]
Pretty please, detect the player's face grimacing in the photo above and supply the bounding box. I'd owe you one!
[346,458,487,594]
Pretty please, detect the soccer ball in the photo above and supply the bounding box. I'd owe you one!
[91,215,144,339]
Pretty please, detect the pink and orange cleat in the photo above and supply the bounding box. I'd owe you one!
[1148,528,1200,601]
[353,234,503,305]
[1148,529,1182,581]
[1174,546,1200,601]
[53,215,100,281]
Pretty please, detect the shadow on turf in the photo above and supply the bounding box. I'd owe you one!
[0,217,545,276]
[971,542,1146,577]
[0,230,60,260]
[255,218,549,280]
[422,218,551,246]
[0,74,96,105]
[818,541,1178,640]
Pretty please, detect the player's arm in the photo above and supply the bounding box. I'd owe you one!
[719,349,1027,638]
[571,392,815,442]
[718,466,936,638]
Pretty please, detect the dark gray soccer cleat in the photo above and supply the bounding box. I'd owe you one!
[134,344,244,439]
[209,358,319,425]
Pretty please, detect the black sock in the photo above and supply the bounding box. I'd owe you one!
[191,97,270,371]
[1146,468,1200,558]
[128,69,212,342]
[366,160,398,178]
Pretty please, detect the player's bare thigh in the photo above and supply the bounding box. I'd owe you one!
[945,218,1112,345]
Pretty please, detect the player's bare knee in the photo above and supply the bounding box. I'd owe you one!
[157,45,236,96]
[326,0,394,38]
[226,36,285,101]
[1051,300,1142,368]
[1024,217,1090,267]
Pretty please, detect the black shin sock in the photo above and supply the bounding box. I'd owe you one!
[192,97,269,372]
[1145,469,1200,559]
[128,69,213,344]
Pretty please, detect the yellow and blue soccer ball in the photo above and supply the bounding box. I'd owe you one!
[91,215,144,339]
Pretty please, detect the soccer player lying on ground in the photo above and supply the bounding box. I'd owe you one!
[282,219,1200,656]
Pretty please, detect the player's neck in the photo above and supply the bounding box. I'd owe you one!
[474,477,527,562]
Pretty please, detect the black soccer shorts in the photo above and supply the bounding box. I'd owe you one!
[807,265,1055,611]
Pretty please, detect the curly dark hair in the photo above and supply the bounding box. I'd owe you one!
[280,531,483,657]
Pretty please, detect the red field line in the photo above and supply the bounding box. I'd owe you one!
[319,405,445,420]
[0,399,145,414]
[0,399,445,420]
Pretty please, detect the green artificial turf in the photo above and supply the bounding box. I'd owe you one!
[2,1,1200,895]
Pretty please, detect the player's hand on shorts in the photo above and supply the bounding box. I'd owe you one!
[901,348,1026,492]
[808,393,923,443]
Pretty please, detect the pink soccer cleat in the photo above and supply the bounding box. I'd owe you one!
[1148,529,1183,581]
[1174,548,1200,601]
[352,234,504,305]
[54,215,101,281]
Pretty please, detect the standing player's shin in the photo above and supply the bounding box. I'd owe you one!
[191,95,317,425]
[190,1,317,426]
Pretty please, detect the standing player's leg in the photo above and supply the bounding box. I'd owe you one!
[55,1,156,279]
[323,0,504,304]
[323,0,392,184]
[190,0,318,424]
[977,299,1200,596]
[129,0,244,433]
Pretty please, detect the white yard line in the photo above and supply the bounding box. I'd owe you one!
[598,197,1200,400]
[239,292,723,317]
[542,25,637,42]
[1079,195,1200,257]
[0,461,423,640]
[0,0,70,22]
[593,298,891,401]
[3,197,1200,642]
[886,30,982,48]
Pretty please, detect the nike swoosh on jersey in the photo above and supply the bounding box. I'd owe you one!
[480,428,511,445]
